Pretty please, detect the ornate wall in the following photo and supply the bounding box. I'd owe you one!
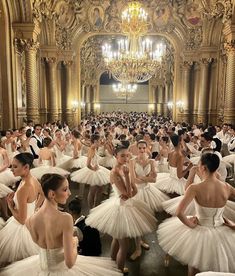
[0,0,235,128]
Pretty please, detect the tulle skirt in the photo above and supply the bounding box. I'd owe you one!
[163,196,235,220]
[30,166,69,180]
[155,173,186,195]
[0,183,13,198]
[71,166,110,186]
[99,156,116,168]
[0,254,122,276]
[0,216,39,264]
[0,169,20,187]
[86,196,157,239]
[157,217,235,272]
[134,183,170,212]
[55,155,73,170]
[0,217,5,230]
[69,156,88,169]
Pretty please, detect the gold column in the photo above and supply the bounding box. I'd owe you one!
[57,62,62,122]
[197,58,211,123]
[159,85,163,115]
[39,58,47,122]
[208,59,218,124]
[193,62,200,123]
[224,41,235,123]
[63,60,73,126]
[164,82,169,117]
[46,57,58,122]
[181,61,192,122]
[86,85,91,114]
[24,39,40,122]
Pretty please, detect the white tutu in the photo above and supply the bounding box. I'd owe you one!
[0,168,20,187]
[0,247,122,276]
[0,216,39,264]
[69,156,88,169]
[133,162,170,211]
[0,183,13,198]
[53,146,73,170]
[134,183,170,212]
[86,185,157,239]
[0,195,39,265]
[0,217,5,230]
[157,201,235,272]
[30,161,69,180]
[99,150,116,169]
[155,167,186,195]
[71,166,110,186]
[163,196,235,220]
[156,158,169,173]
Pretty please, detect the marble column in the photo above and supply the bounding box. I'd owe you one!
[224,41,235,123]
[46,57,58,122]
[24,39,40,122]
[181,61,192,122]
[64,60,73,126]
[197,58,211,123]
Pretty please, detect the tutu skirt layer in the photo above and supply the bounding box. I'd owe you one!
[86,196,157,239]
[0,183,13,198]
[155,173,186,195]
[134,183,170,212]
[0,169,20,187]
[30,166,69,180]
[157,217,235,272]
[0,217,39,264]
[71,166,110,186]
[0,253,122,276]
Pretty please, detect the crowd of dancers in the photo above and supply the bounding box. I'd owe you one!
[0,112,234,276]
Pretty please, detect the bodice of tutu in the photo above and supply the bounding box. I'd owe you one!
[41,159,52,166]
[54,145,65,158]
[135,162,151,187]
[169,166,181,179]
[13,193,36,219]
[195,201,224,227]
[39,247,65,272]
[64,143,74,157]
[105,149,113,158]
[161,157,168,164]
[5,143,13,153]
[112,185,122,197]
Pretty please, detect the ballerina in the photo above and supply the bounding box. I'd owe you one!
[2,130,19,163]
[86,145,157,272]
[156,136,170,173]
[155,134,193,195]
[99,132,116,169]
[71,134,110,208]
[157,152,235,275]
[0,153,44,265]
[69,130,87,169]
[30,137,69,180]
[0,145,20,187]
[129,140,169,260]
[0,173,122,276]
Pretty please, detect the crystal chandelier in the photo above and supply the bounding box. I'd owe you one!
[102,1,166,83]
[112,83,137,99]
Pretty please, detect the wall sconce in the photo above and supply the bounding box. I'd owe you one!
[94,103,100,109]
[167,102,174,109]
[72,100,79,112]
[176,100,184,112]
[80,101,85,108]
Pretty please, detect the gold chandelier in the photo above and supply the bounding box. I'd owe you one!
[112,83,137,99]
[102,1,166,83]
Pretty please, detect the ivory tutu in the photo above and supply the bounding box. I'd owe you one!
[71,166,110,186]
[0,247,122,276]
[30,161,69,180]
[0,217,5,230]
[0,196,39,265]
[157,201,235,273]
[0,183,13,198]
[163,195,235,220]
[155,167,186,195]
[69,155,88,169]
[86,186,157,239]
[0,169,20,187]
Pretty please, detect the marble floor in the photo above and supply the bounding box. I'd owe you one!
[68,180,188,276]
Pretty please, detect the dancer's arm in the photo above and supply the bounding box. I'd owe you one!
[175,185,198,229]
[63,214,78,269]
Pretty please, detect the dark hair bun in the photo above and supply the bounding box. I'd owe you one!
[200,152,220,173]
[170,134,180,147]
[14,152,34,168]
[41,173,66,199]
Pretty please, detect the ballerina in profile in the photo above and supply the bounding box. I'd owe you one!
[0,153,44,265]
[0,173,122,276]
